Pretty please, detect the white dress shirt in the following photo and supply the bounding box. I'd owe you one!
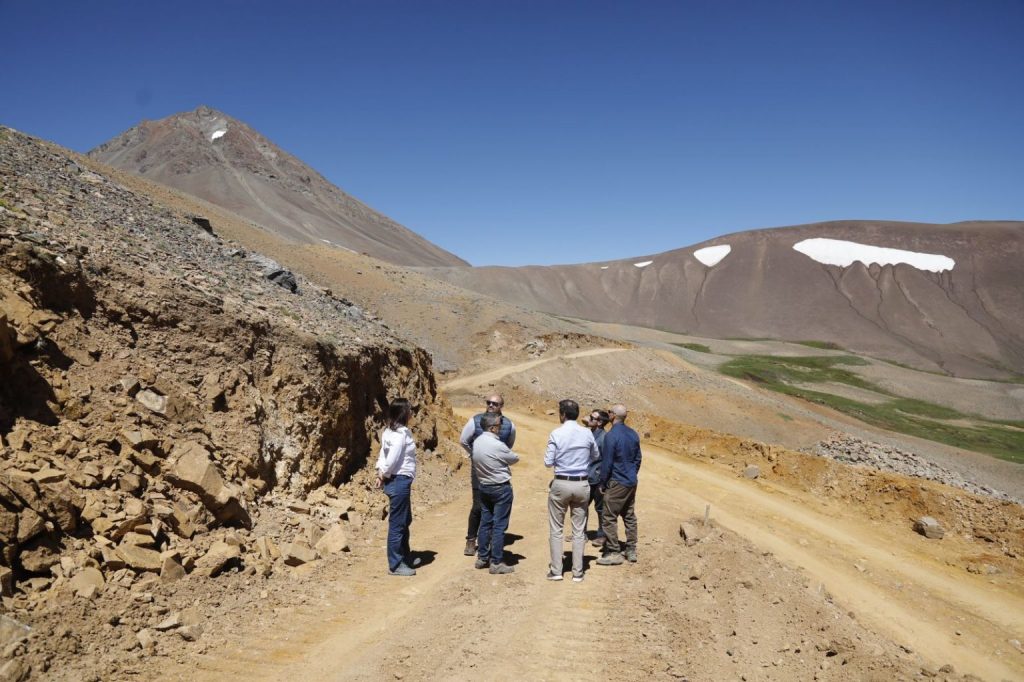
[375,426,417,479]
[544,420,599,476]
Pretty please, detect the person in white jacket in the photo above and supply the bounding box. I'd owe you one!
[375,397,418,576]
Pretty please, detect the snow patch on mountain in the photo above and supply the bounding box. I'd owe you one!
[793,238,955,272]
[634,260,653,268]
[210,129,227,141]
[694,244,731,267]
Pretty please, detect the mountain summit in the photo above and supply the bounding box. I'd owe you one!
[88,106,467,267]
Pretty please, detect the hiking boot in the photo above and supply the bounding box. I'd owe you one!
[489,563,515,575]
[625,548,637,563]
[474,558,489,570]
[545,570,563,581]
[572,573,585,583]
[464,538,477,556]
[596,552,624,566]
[389,563,416,577]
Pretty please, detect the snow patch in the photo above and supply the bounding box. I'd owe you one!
[633,260,653,268]
[600,266,609,270]
[793,238,955,272]
[210,129,226,141]
[694,244,731,267]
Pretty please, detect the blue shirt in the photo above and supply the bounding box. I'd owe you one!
[600,423,642,487]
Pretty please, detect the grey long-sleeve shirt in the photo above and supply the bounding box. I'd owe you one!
[471,431,520,485]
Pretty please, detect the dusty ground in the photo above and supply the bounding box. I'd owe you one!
[124,358,1024,682]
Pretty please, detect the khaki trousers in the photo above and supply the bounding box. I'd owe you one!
[547,479,590,576]
[600,480,638,554]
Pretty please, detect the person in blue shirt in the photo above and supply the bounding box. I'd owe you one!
[596,404,642,565]
[586,409,610,547]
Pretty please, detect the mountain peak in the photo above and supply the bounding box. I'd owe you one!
[88,108,468,267]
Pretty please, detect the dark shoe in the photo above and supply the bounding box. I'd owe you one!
[591,536,606,548]
[572,573,585,583]
[596,553,624,566]
[389,563,416,576]
[474,558,489,569]
[545,570,563,581]
[489,563,514,575]
[625,548,637,563]
[464,539,477,556]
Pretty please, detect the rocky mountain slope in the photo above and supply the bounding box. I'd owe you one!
[422,220,1024,378]
[0,125,462,679]
[88,106,467,268]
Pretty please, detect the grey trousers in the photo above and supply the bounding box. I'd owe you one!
[600,480,638,554]
[548,479,590,576]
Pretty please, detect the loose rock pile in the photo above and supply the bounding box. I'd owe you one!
[0,126,461,679]
[812,434,1019,504]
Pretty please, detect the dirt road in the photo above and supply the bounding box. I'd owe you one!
[171,356,1023,681]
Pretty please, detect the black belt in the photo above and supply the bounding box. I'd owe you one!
[554,474,587,481]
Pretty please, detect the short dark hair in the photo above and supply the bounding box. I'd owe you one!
[559,399,580,421]
[594,409,610,423]
[387,397,411,429]
[480,412,501,430]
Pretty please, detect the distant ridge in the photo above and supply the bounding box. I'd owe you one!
[420,220,1024,379]
[89,106,468,267]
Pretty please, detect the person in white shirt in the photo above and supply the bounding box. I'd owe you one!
[375,397,418,577]
[544,399,599,582]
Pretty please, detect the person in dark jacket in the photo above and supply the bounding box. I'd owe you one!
[596,404,642,565]
[458,394,516,556]
[586,409,610,546]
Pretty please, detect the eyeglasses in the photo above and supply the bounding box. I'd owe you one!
[486,400,502,407]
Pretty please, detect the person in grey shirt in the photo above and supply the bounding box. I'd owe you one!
[471,412,520,574]
[544,399,599,582]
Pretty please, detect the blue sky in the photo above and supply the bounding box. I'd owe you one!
[3,0,1022,266]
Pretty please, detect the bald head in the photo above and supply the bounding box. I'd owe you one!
[610,404,627,422]
[485,394,505,414]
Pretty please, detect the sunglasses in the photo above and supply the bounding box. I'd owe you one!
[486,400,502,407]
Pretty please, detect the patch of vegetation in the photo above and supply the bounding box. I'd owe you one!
[672,342,712,353]
[718,354,1024,463]
[794,340,842,350]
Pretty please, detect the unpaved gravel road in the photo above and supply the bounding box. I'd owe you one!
[168,355,1023,682]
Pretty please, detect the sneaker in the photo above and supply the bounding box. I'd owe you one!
[389,563,416,577]
[545,570,563,581]
[489,563,515,575]
[474,558,489,569]
[464,539,477,556]
[572,573,585,583]
[596,552,624,566]
[591,535,606,547]
[625,548,637,563]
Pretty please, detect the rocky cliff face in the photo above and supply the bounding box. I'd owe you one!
[0,125,457,605]
[88,106,468,268]
[422,220,1024,378]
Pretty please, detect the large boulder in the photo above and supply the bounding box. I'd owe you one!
[164,441,251,527]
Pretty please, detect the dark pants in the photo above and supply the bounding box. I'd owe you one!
[466,478,482,540]
[600,480,637,554]
[384,475,413,571]
[477,482,513,565]
[587,483,606,537]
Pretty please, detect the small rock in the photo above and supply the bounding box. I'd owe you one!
[135,389,168,415]
[154,613,181,631]
[743,465,761,480]
[314,523,350,555]
[914,516,945,540]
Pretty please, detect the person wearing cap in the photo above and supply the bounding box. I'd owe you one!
[459,394,516,557]
[596,403,642,565]
[544,399,600,582]
[470,412,520,574]
[586,409,610,547]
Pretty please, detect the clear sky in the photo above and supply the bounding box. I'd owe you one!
[3,0,1022,266]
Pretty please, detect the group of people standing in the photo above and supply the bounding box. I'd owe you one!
[375,393,642,580]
